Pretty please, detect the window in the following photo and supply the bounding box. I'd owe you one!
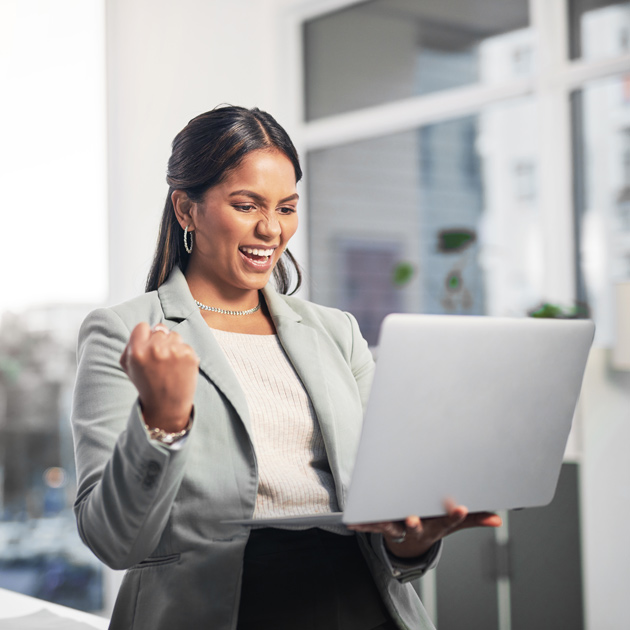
[303,0,531,120]
[296,0,630,347]
[569,0,630,60]
[0,0,107,613]
[283,3,630,627]
[513,160,537,201]
[307,99,542,332]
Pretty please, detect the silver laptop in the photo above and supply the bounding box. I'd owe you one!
[224,314,595,527]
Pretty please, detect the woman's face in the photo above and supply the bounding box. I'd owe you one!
[188,149,299,295]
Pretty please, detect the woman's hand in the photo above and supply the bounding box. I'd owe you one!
[120,323,200,432]
[347,502,502,559]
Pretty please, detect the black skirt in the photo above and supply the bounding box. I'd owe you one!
[236,528,398,630]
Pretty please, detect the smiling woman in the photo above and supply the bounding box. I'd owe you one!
[71,105,500,630]
[171,149,299,335]
[146,107,303,297]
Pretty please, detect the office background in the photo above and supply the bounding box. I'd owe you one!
[1,0,629,628]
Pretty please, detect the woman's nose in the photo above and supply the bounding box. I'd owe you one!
[256,215,281,239]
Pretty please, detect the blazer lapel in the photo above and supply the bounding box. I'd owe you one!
[157,268,252,435]
[157,269,347,504]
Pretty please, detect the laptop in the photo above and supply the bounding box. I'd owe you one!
[224,313,595,527]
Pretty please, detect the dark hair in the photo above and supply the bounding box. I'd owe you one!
[146,105,303,294]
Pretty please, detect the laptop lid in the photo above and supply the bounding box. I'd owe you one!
[342,314,594,523]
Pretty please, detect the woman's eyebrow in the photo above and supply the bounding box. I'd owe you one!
[229,190,299,204]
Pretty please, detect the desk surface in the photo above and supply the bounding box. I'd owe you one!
[0,588,109,629]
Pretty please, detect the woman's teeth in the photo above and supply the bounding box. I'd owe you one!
[241,247,274,258]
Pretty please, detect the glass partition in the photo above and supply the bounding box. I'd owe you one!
[569,0,630,60]
[303,0,531,120]
[307,98,542,345]
[0,308,103,611]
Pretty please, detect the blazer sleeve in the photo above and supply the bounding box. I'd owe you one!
[71,308,190,570]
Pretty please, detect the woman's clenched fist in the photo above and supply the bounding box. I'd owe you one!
[120,323,200,432]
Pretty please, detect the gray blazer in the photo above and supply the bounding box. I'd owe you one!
[71,267,438,630]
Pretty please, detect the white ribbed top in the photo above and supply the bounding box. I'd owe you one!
[211,328,342,524]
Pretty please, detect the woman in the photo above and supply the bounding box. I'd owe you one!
[71,105,500,630]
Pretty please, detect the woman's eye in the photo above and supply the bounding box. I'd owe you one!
[234,204,255,212]
[278,206,296,215]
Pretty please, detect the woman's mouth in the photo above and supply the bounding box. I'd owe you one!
[239,246,275,266]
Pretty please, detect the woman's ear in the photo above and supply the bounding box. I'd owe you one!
[172,190,196,231]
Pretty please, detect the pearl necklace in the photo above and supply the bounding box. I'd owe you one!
[194,299,261,316]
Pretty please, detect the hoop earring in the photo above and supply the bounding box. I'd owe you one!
[184,225,194,254]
